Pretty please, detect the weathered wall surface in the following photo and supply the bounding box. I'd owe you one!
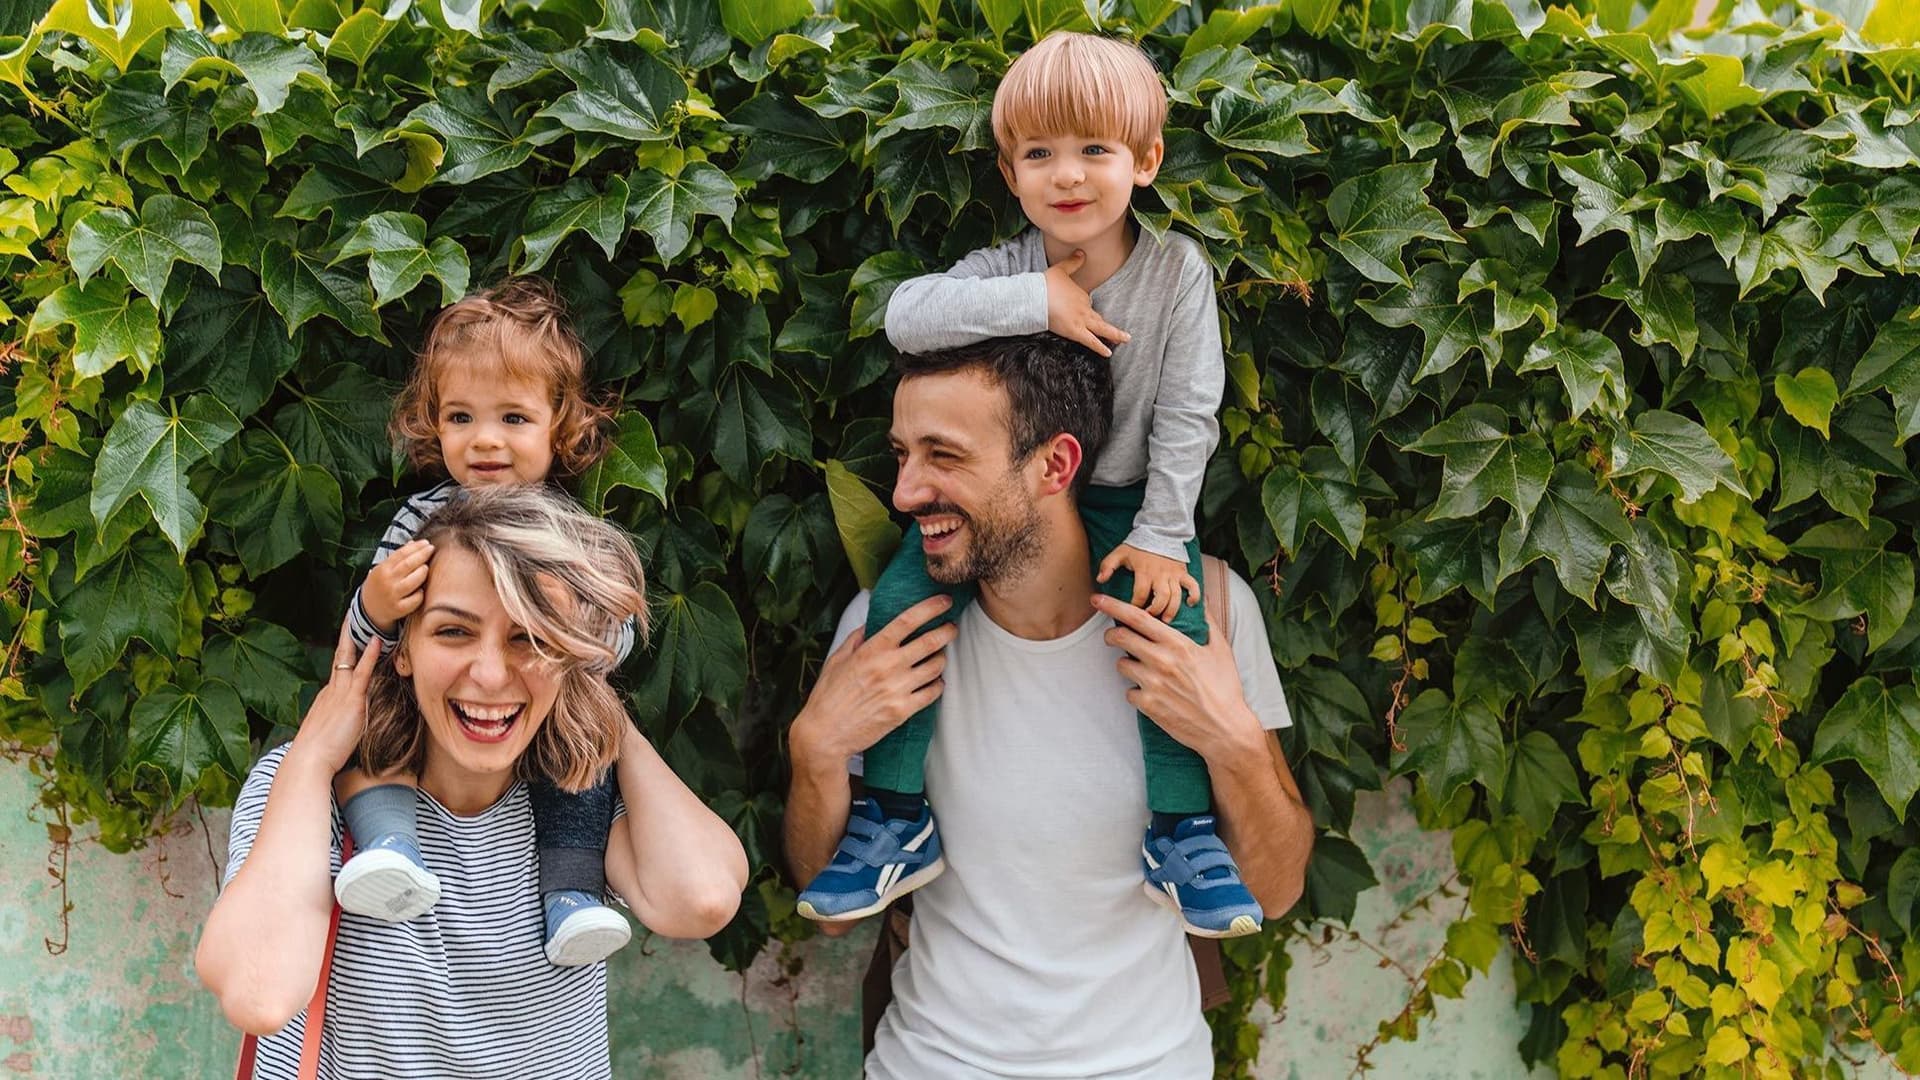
[2,759,1563,1078]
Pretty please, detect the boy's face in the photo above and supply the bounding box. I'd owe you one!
[998,133,1164,249]
[436,364,557,487]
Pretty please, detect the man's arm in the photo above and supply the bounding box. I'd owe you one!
[783,595,959,928]
[1095,591,1314,916]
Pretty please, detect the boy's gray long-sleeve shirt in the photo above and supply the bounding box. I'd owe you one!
[883,228,1224,562]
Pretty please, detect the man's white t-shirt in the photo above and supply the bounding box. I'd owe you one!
[842,570,1293,1080]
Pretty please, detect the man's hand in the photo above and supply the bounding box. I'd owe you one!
[361,539,433,631]
[1045,250,1129,357]
[1097,543,1200,623]
[1095,593,1260,763]
[790,595,959,764]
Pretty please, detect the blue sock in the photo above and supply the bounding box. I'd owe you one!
[341,783,418,846]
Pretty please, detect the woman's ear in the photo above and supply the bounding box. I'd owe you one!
[393,642,412,678]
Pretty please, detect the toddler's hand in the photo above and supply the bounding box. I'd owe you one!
[1045,250,1130,357]
[1097,544,1199,623]
[362,539,433,632]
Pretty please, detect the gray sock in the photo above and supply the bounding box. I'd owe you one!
[341,783,419,847]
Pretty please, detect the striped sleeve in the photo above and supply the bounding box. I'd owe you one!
[345,482,459,649]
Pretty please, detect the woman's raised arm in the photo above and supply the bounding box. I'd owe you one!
[195,623,381,1034]
[604,723,749,940]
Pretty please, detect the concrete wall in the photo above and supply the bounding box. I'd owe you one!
[1,758,1551,1079]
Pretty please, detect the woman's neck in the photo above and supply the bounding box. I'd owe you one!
[418,755,516,816]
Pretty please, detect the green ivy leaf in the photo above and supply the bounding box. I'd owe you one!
[1393,689,1507,802]
[541,43,685,141]
[1498,463,1636,606]
[92,74,210,169]
[1769,400,1907,526]
[406,86,539,185]
[1301,833,1378,924]
[630,582,749,720]
[67,195,222,304]
[1814,676,1920,816]
[259,240,384,339]
[1503,730,1581,826]
[1551,148,1654,257]
[207,428,344,575]
[25,277,162,378]
[128,675,250,806]
[90,395,241,555]
[709,366,812,486]
[272,363,394,496]
[1205,82,1315,157]
[1393,512,1501,608]
[868,125,973,231]
[53,536,185,693]
[335,211,471,305]
[1792,518,1915,652]
[743,492,840,601]
[1325,160,1462,285]
[518,175,630,272]
[163,269,299,419]
[1847,311,1920,444]
[579,411,669,513]
[1357,262,1502,381]
[718,0,809,43]
[1600,258,1698,360]
[1333,318,1425,422]
[1608,410,1746,503]
[1775,368,1840,436]
[39,0,185,72]
[732,93,853,184]
[165,32,329,115]
[1262,446,1369,557]
[203,621,309,727]
[628,162,736,262]
[875,57,992,152]
[848,250,921,339]
[1310,370,1372,477]
[825,459,899,591]
[1407,403,1553,527]
[1517,327,1626,420]
[1802,178,1920,269]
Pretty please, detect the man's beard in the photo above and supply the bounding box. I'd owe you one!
[916,474,1044,587]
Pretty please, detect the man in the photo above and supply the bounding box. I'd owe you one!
[785,333,1314,1078]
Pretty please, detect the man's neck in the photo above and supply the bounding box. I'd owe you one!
[1041,219,1136,293]
[975,509,1098,641]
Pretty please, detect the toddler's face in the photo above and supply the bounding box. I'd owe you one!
[436,365,557,487]
[998,132,1163,248]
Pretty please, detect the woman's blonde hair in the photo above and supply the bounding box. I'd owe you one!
[358,485,650,793]
[991,31,1167,160]
[391,277,615,478]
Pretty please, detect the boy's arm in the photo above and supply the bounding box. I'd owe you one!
[884,241,1048,353]
[1126,266,1226,561]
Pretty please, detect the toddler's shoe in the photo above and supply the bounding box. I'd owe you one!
[796,796,944,922]
[334,833,441,922]
[543,889,632,967]
[1141,815,1263,939]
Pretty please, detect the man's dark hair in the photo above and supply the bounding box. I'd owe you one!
[895,333,1114,494]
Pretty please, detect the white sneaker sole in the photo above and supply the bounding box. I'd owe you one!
[545,905,633,967]
[334,848,442,923]
[1142,879,1260,938]
[796,856,946,923]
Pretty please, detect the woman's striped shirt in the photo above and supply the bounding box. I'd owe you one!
[224,743,614,1080]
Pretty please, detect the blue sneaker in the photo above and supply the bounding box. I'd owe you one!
[543,889,632,967]
[1141,815,1262,939]
[334,833,441,922]
[796,797,945,922]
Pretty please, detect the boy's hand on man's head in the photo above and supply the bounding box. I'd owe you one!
[1097,543,1200,623]
[363,539,434,631]
[1045,250,1130,357]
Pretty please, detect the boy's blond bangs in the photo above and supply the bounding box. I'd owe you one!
[991,32,1166,159]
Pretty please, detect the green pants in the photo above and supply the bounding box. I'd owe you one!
[862,482,1213,815]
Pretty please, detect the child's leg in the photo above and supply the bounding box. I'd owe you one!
[334,766,440,922]
[860,522,974,805]
[529,770,631,966]
[1077,486,1211,818]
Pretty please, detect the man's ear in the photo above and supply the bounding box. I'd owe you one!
[1033,432,1085,497]
[1133,136,1165,188]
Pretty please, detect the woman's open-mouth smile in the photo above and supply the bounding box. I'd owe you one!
[451,700,525,743]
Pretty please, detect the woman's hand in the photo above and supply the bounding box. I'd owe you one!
[1095,593,1261,763]
[291,618,384,775]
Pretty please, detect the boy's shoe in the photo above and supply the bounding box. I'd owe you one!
[1141,815,1262,939]
[334,833,441,923]
[543,889,632,967]
[795,797,944,922]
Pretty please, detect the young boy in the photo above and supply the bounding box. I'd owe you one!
[796,31,1260,939]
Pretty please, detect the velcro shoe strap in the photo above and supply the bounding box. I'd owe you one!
[845,820,928,870]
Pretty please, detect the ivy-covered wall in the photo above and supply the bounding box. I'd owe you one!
[6,0,1920,1076]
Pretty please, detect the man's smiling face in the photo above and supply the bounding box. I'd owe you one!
[889,368,1045,588]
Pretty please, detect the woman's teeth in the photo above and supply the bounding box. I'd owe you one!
[452,701,524,736]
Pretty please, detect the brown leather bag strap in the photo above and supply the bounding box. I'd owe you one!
[235,834,351,1080]
[1191,555,1234,1011]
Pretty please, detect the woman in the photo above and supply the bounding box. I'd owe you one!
[197,486,749,1079]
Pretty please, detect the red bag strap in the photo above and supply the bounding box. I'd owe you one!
[235,833,352,1080]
